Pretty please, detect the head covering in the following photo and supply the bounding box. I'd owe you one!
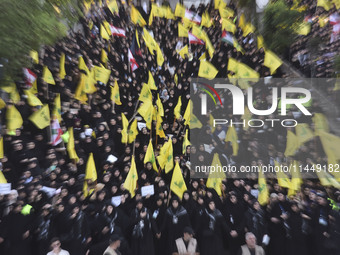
[183,226,194,235]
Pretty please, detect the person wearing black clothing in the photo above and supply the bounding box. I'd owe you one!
[95,203,128,243]
[0,202,33,255]
[161,196,191,255]
[286,202,306,255]
[130,200,155,255]
[312,193,333,255]
[151,196,166,255]
[224,193,246,255]
[267,192,290,255]
[245,200,267,244]
[33,204,55,255]
[199,199,229,255]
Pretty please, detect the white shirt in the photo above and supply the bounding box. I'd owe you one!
[47,249,70,255]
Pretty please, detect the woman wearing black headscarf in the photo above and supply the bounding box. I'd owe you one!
[130,200,155,255]
[224,192,246,255]
[199,199,230,255]
[161,196,191,255]
[150,196,166,255]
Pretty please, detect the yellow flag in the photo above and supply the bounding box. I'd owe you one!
[258,166,269,205]
[123,156,138,197]
[108,0,118,14]
[182,129,191,154]
[219,7,234,19]
[296,123,314,146]
[170,162,187,199]
[264,50,283,74]
[131,5,146,26]
[178,45,189,59]
[59,53,66,79]
[139,84,152,102]
[284,130,299,157]
[174,96,182,119]
[222,19,237,33]
[313,113,329,135]
[174,3,185,17]
[138,100,153,130]
[1,81,20,104]
[274,161,291,188]
[79,56,89,74]
[183,100,190,125]
[147,71,157,90]
[74,75,88,104]
[183,100,202,129]
[121,113,128,144]
[24,90,42,106]
[128,119,138,144]
[295,22,311,35]
[100,24,110,40]
[178,22,189,37]
[144,140,158,172]
[227,57,239,74]
[242,106,252,131]
[206,154,226,196]
[143,28,158,55]
[319,131,340,166]
[6,105,23,131]
[166,6,175,19]
[201,11,212,28]
[332,0,340,9]
[257,35,265,49]
[225,126,239,156]
[156,113,166,138]
[94,65,111,84]
[238,13,246,31]
[85,153,97,181]
[0,170,7,184]
[243,23,256,37]
[67,127,79,162]
[288,161,302,196]
[209,114,216,133]
[30,50,39,64]
[190,114,203,129]
[79,73,96,94]
[215,0,225,9]
[237,62,260,80]
[111,80,122,105]
[101,49,108,67]
[198,61,218,79]
[42,66,55,85]
[205,36,215,58]
[0,137,3,159]
[157,139,174,173]
[156,46,164,67]
[192,25,205,39]
[52,94,62,122]
[315,166,340,189]
[156,94,164,116]
[317,0,333,10]
[29,104,50,129]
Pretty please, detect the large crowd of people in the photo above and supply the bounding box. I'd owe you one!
[0,0,339,255]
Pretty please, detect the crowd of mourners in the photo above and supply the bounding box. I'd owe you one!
[0,0,340,255]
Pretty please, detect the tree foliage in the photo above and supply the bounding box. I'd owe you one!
[263,0,303,55]
[0,0,82,79]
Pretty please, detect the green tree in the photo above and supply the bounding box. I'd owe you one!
[0,0,82,79]
[263,0,303,55]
